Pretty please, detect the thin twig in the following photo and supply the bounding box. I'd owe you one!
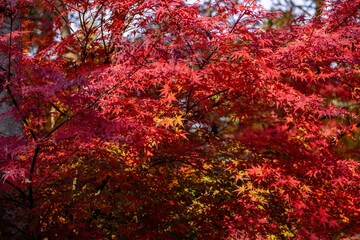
[186,88,229,114]
[327,4,360,33]
[2,179,27,198]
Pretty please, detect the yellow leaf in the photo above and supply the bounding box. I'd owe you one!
[159,117,173,128]
[173,115,184,127]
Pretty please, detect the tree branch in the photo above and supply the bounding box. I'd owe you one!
[1,178,27,199]
[186,88,229,114]
[50,102,70,119]
[5,86,37,140]
[327,4,360,33]
[29,145,41,175]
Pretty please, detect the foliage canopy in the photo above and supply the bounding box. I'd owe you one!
[0,0,359,239]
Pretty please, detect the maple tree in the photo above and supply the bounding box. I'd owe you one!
[0,0,360,239]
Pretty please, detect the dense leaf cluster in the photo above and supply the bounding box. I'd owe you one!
[0,0,359,239]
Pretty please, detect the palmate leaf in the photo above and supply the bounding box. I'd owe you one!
[1,165,26,183]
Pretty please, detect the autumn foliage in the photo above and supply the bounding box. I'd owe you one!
[0,0,359,239]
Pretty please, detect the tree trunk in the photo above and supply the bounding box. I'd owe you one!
[315,0,324,16]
